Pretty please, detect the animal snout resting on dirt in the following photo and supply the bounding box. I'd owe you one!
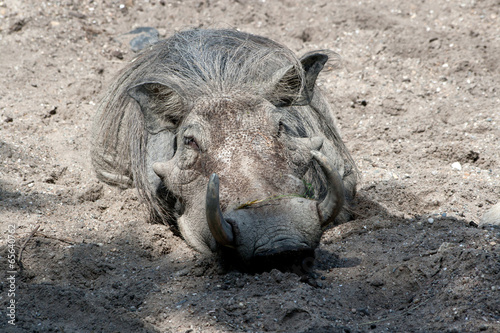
[91,29,357,266]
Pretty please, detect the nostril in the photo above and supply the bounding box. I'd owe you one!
[254,245,313,258]
[250,246,315,273]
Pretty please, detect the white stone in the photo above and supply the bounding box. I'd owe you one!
[451,162,462,171]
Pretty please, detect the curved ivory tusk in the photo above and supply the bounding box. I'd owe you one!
[311,151,345,225]
[206,173,235,247]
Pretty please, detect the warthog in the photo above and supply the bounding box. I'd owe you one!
[91,29,357,265]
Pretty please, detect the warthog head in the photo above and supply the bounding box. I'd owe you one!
[92,29,357,266]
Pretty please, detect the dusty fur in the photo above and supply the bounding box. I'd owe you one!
[91,28,357,225]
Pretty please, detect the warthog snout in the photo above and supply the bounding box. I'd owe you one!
[91,28,358,268]
[206,150,345,261]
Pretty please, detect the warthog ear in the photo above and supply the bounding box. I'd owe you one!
[128,82,185,134]
[271,51,331,107]
[300,52,329,101]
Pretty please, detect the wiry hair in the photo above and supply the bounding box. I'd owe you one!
[91,28,357,225]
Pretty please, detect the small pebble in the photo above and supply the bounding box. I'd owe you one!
[451,162,462,171]
[111,50,124,60]
[428,218,434,224]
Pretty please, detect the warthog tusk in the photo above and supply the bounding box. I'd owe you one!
[311,151,345,226]
[206,173,235,247]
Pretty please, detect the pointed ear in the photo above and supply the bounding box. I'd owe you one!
[271,52,330,107]
[128,82,185,134]
[300,52,329,101]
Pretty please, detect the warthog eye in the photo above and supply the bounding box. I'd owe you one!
[183,136,199,150]
[277,121,285,137]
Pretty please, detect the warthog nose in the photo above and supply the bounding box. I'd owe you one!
[249,244,316,273]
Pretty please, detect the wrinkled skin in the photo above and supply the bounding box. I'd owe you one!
[151,96,327,260]
[92,29,357,265]
[140,90,352,263]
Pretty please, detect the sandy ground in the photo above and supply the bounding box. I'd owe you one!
[0,0,499,332]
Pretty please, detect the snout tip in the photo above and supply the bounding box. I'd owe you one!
[245,241,316,272]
